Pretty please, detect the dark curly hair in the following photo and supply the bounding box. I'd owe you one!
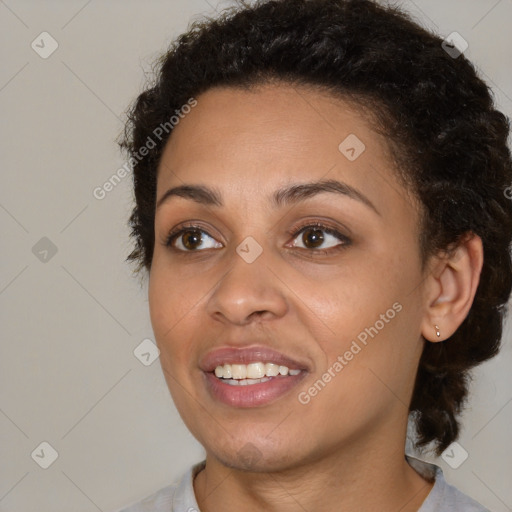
[120,0,512,455]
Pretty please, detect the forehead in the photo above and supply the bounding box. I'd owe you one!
[156,83,408,215]
[162,84,383,162]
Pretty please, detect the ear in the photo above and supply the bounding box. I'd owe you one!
[420,233,483,342]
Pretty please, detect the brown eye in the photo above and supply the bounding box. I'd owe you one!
[182,230,203,250]
[301,228,324,248]
[290,224,350,252]
[165,226,223,251]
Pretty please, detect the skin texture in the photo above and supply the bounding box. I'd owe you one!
[148,83,483,511]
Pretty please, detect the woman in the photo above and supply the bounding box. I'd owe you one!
[118,0,512,510]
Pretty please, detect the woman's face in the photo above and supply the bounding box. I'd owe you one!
[149,83,428,471]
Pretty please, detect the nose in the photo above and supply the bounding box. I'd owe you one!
[205,247,289,326]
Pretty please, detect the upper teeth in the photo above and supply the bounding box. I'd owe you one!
[214,362,301,379]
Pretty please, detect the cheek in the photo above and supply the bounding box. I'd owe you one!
[148,272,173,341]
[295,263,391,343]
[298,308,420,435]
[148,265,197,372]
[342,304,422,411]
[148,258,204,336]
[303,247,423,377]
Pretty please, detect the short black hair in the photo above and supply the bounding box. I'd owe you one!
[120,0,512,455]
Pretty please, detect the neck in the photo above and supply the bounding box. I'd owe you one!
[194,432,434,512]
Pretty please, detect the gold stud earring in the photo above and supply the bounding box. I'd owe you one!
[435,325,441,338]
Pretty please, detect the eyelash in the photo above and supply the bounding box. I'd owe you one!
[164,221,351,254]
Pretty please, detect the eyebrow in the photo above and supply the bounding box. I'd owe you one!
[156,179,380,215]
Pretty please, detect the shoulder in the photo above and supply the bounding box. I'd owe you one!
[116,461,205,512]
[407,455,491,512]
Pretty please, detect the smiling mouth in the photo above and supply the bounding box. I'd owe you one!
[204,361,306,407]
[200,345,309,407]
[213,361,302,386]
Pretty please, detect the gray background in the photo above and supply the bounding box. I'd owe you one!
[1,1,511,511]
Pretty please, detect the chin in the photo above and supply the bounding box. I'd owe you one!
[204,433,308,473]
[217,449,299,473]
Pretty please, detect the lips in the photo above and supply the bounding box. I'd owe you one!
[200,346,309,372]
[199,345,310,408]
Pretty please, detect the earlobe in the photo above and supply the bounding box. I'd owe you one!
[421,233,483,343]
